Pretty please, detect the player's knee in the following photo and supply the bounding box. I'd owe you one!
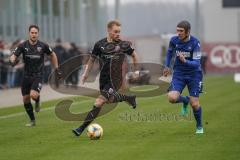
[30,93,38,101]
[190,101,200,109]
[108,96,115,103]
[95,98,106,107]
[23,96,31,103]
[168,94,178,103]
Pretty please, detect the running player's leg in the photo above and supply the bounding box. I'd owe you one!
[72,95,106,136]
[189,97,203,133]
[168,76,189,115]
[101,87,136,109]
[72,84,136,137]
[30,77,42,112]
[21,77,35,126]
[187,71,203,133]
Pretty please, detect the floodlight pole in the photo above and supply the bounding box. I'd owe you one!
[238,11,240,42]
[115,0,120,19]
[195,0,200,39]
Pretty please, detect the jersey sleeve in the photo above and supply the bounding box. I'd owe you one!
[44,43,53,55]
[13,43,24,57]
[125,45,135,56]
[185,40,201,67]
[165,38,175,67]
[91,43,100,58]
[192,40,201,60]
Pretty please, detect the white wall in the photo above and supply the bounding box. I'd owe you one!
[133,36,163,63]
[202,0,240,43]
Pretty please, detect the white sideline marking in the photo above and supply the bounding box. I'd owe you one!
[0,100,92,120]
[234,73,240,83]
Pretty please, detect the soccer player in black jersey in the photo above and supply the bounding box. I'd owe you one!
[72,20,138,136]
[9,25,59,127]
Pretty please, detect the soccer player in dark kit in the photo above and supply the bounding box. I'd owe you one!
[72,20,138,137]
[9,25,59,127]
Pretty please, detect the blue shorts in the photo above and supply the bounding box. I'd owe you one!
[169,71,203,97]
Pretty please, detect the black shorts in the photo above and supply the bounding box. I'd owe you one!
[21,76,43,96]
[99,82,115,100]
[99,75,122,91]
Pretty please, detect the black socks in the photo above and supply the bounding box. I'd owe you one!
[24,103,35,121]
[79,106,101,131]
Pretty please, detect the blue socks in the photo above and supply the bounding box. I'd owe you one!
[175,96,202,128]
[193,107,202,128]
[176,96,189,104]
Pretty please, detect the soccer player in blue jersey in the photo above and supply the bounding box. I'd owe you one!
[163,20,204,134]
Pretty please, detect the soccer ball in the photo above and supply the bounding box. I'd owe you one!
[87,123,103,140]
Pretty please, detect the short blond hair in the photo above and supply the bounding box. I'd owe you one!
[107,20,121,29]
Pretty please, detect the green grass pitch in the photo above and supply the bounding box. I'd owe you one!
[0,75,239,160]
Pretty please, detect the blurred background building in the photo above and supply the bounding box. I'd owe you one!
[0,0,240,90]
[0,0,239,44]
[0,0,108,46]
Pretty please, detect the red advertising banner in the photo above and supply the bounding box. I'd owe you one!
[202,43,240,73]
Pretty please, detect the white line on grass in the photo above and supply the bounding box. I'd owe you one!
[0,99,92,119]
[0,96,163,120]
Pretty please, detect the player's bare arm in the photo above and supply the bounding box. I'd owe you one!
[9,54,18,66]
[49,51,59,69]
[81,56,95,84]
[163,67,171,77]
[131,51,138,71]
